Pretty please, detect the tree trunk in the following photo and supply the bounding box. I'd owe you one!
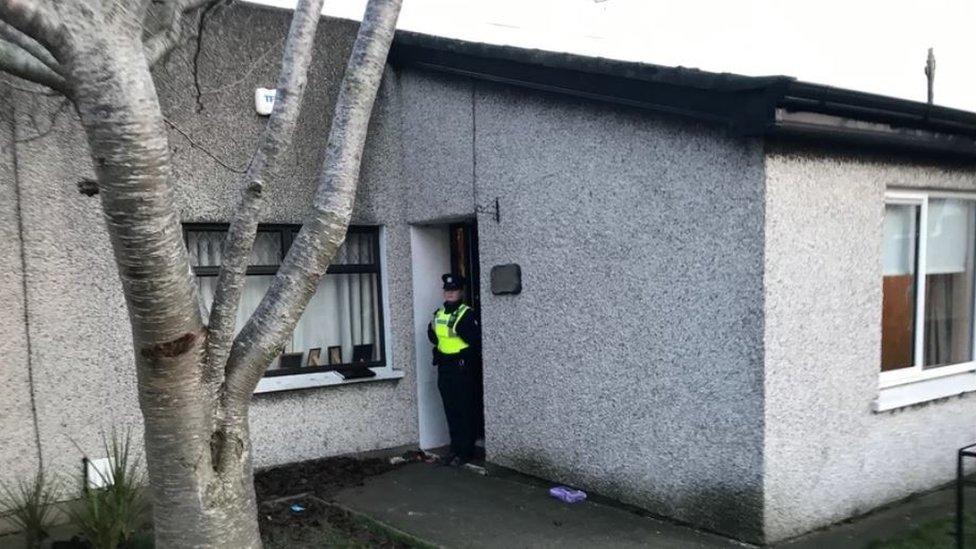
[65,27,264,549]
[1,0,400,546]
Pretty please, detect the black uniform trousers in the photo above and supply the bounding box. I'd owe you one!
[437,357,477,461]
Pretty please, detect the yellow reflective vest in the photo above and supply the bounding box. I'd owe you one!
[433,304,471,355]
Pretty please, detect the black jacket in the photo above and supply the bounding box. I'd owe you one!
[428,301,481,365]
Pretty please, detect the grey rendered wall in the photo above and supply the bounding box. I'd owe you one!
[6,92,144,486]
[400,71,475,224]
[763,147,976,541]
[155,5,418,467]
[0,4,417,486]
[471,82,768,540]
[0,87,41,496]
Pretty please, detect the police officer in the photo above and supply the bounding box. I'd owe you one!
[427,273,481,466]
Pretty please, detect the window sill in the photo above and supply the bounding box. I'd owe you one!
[873,368,976,412]
[255,368,404,394]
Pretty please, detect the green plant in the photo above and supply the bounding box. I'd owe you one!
[68,429,149,549]
[0,469,62,549]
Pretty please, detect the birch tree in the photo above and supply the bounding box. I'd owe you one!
[0,0,402,546]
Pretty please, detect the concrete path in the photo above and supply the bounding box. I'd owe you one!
[334,463,748,548]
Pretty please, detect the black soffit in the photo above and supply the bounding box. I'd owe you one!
[390,31,976,159]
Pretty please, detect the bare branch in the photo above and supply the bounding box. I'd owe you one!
[143,0,219,67]
[204,0,325,390]
[163,117,246,173]
[0,39,68,94]
[110,0,215,39]
[0,95,70,156]
[191,0,219,112]
[0,1,64,54]
[105,0,153,39]
[222,0,402,408]
[0,20,61,75]
[144,0,186,66]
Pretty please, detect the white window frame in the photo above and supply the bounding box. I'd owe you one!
[877,190,976,409]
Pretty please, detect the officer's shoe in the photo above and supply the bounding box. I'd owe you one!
[449,456,468,468]
[438,453,457,466]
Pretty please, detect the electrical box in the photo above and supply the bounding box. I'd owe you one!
[254,87,276,116]
[490,264,522,295]
[84,457,114,489]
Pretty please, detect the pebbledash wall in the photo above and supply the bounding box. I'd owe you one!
[0,3,770,540]
[0,6,419,502]
[762,147,976,541]
[3,2,976,544]
[475,85,768,538]
[402,70,769,538]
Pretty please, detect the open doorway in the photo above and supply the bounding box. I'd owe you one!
[410,221,484,454]
[448,222,484,445]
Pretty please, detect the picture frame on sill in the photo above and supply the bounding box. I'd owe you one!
[307,348,321,367]
[327,345,342,365]
[279,352,303,369]
[352,344,374,363]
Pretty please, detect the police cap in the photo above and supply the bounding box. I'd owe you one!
[442,273,465,290]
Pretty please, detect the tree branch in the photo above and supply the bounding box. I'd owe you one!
[143,0,218,66]
[0,1,64,55]
[203,0,325,393]
[222,0,402,409]
[0,20,61,76]
[163,116,246,173]
[143,0,186,66]
[0,39,68,94]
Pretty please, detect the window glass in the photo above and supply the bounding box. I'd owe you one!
[881,204,918,371]
[279,272,381,372]
[923,199,976,368]
[187,231,281,268]
[197,274,278,367]
[331,231,376,265]
[185,225,383,377]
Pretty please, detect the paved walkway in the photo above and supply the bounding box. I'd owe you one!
[335,462,964,548]
[334,463,747,548]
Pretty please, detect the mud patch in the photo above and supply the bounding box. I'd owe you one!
[256,455,427,548]
[255,455,397,501]
[259,497,417,549]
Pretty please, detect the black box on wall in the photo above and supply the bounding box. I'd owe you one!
[490,264,521,295]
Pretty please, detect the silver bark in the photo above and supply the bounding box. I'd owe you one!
[0,0,402,546]
[223,0,402,407]
[205,0,325,394]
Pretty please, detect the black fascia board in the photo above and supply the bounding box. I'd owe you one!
[390,31,976,157]
[770,123,976,160]
[782,81,976,138]
[390,31,791,136]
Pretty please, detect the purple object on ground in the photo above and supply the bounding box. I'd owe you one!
[549,486,587,503]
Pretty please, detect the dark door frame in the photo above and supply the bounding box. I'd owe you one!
[447,221,485,443]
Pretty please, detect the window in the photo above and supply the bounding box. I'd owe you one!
[881,192,976,387]
[185,224,386,378]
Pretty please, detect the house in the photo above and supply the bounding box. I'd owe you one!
[3,3,976,544]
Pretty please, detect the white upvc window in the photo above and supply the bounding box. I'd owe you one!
[877,190,976,409]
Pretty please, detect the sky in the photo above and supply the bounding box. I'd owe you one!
[248,0,976,113]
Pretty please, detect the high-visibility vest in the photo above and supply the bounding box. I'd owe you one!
[433,304,471,355]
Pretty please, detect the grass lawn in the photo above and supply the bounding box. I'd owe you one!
[867,513,975,549]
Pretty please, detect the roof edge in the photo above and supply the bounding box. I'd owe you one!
[391,30,976,159]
